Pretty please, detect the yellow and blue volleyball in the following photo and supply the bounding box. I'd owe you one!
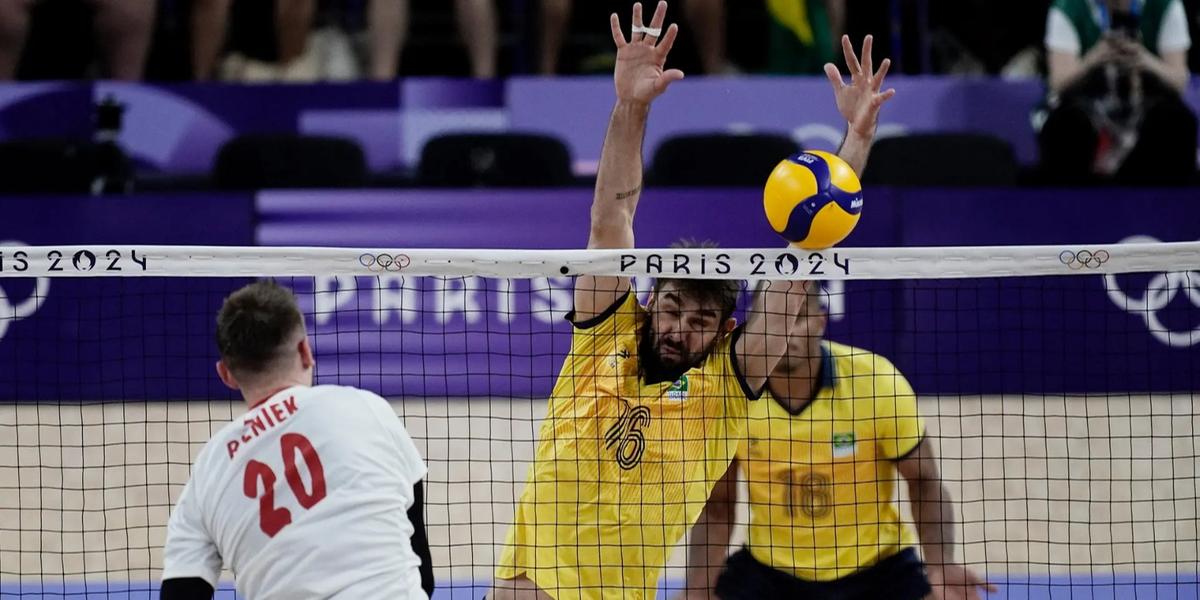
[763,150,863,249]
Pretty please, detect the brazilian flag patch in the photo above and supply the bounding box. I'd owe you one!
[832,432,856,458]
[666,375,689,401]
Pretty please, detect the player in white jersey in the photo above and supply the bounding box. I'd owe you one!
[160,280,433,599]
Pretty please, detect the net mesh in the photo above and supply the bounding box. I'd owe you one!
[0,245,1197,598]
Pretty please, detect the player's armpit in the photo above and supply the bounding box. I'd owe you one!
[160,577,215,600]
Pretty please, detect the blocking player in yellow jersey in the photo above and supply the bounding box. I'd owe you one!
[682,286,997,600]
[491,3,811,599]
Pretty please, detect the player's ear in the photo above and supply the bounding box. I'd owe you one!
[215,360,240,391]
[814,312,828,337]
[721,317,737,335]
[298,337,315,370]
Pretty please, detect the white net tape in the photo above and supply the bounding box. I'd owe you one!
[0,242,1197,279]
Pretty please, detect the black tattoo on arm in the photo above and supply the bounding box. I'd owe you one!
[615,184,642,201]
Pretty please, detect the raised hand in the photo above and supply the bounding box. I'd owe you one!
[928,563,998,600]
[823,34,896,139]
[610,1,684,106]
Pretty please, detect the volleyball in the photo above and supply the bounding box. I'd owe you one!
[763,150,864,249]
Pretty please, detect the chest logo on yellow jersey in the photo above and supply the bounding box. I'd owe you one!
[665,375,689,402]
[832,432,856,458]
[605,400,652,470]
[607,347,632,368]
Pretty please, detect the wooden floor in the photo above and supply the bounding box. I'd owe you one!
[1,395,1197,589]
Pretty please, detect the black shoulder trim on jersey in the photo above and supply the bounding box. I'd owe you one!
[160,577,215,600]
[728,326,764,401]
[565,289,632,331]
[889,435,927,462]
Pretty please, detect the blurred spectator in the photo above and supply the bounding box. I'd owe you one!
[194,0,498,81]
[192,0,327,81]
[928,0,1051,77]
[369,0,497,79]
[540,0,729,75]
[1038,0,1196,185]
[0,0,155,80]
[537,0,570,75]
[679,0,729,74]
[765,0,844,74]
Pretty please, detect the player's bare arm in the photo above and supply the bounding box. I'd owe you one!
[681,458,738,599]
[574,0,684,320]
[825,34,896,175]
[897,439,998,600]
[736,280,810,394]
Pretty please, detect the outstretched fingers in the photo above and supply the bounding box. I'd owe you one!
[645,0,668,44]
[655,68,685,93]
[860,34,874,79]
[823,62,846,92]
[630,2,645,43]
[872,88,897,108]
[610,13,626,48]
[657,22,680,59]
[873,58,891,91]
[841,35,861,78]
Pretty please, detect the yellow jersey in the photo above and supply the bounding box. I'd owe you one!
[740,341,924,581]
[497,291,753,599]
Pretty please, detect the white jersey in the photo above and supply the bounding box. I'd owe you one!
[162,385,428,599]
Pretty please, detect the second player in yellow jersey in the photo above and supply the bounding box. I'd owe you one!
[684,284,997,600]
[740,340,923,581]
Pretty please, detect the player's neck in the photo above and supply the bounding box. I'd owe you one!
[769,343,823,413]
[240,376,310,409]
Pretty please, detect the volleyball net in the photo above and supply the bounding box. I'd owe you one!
[0,243,1197,598]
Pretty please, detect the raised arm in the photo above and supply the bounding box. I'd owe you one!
[897,439,997,600]
[735,280,810,394]
[823,34,896,176]
[681,458,738,599]
[574,1,684,320]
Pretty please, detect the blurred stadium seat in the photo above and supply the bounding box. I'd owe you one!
[0,139,90,194]
[648,133,800,186]
[0,138,133,194]
[417,133,574,188]
[213,134,368,190]
[862,133,1018,186]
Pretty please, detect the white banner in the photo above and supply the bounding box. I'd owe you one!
[0,243,1197,280]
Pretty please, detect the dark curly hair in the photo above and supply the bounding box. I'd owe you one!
[651,238,741,321]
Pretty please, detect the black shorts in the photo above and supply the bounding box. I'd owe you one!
[715,547,932,600]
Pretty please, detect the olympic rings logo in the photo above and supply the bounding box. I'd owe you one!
[1060,249,1110,269]
[1103,235,1200,348]
[358,253,412,272]
[0,240,51,343]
